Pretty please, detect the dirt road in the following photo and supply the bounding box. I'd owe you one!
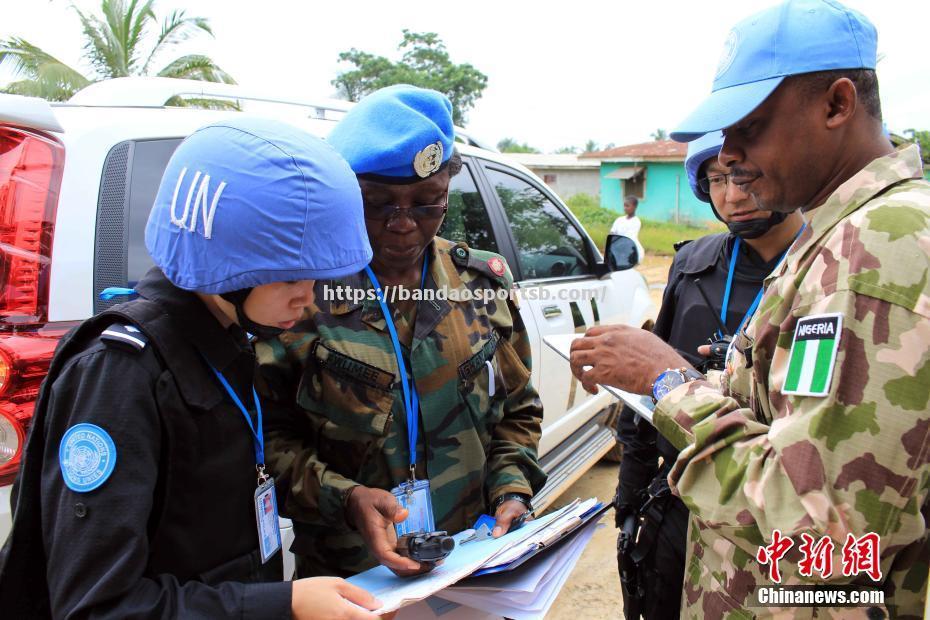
[545,461,625,619]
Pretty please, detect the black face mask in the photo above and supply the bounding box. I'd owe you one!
[726,211,789,239]
[219,288,285,340]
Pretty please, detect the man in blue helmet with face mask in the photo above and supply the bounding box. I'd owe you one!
[614,131,804,619]
[0,117,380,619]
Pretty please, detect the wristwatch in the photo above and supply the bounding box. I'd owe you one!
[651,367,704,403]
[491,492,532,514]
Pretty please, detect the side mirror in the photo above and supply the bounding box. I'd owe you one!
[605,234,639,271]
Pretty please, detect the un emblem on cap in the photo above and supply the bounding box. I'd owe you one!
[715,29,740,80]
[413,141,444,178]
[59,423,117,492]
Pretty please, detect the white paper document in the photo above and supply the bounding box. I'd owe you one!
[347,498,606,614]
[543,333,656,424]
[439,518,602,620]
[347,503,577,613]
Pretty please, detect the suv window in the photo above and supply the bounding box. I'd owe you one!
[485,167,590,279]
[440,163,499,253]
[127,139,182,283]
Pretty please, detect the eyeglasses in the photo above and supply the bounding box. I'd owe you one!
[698,173,731,194]
[363,195,449,222]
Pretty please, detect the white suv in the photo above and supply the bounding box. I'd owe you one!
[0,78,654,559]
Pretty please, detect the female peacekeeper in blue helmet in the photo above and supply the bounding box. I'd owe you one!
[0,117,380,619]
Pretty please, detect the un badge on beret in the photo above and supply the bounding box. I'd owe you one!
[59,423,117,492]
[413,141,444,178]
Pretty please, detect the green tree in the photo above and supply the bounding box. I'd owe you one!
[583,139,600,153]
[554,146,578,154]
[904,129,930,165]
[651,128,668,141]
[0,0,234,101]
[497,138,540,153]
[333,30,487,125]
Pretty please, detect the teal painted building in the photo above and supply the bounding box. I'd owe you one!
[581,140,713,224]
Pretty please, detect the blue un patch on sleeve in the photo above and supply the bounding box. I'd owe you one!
[58,423,118,492]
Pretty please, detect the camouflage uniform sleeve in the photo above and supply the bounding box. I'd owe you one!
[468,253,547,505]
[486,295,547,503]
[652,287,930,586]
[255,330,359,529]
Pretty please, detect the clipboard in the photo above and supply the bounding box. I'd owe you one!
[469,501,610,577]
[544,333,656,425]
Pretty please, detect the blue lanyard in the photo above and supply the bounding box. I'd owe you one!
[209,365,265,468]
[364,257,429,478]
[731,223,808,336]
[719,237,742,336]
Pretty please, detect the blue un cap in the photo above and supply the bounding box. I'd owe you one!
[671,0,877,142]
[685,131,724,203]
[328,84,455,183]
[146,117,372,294]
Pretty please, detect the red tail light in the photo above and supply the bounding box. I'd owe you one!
[0,125,66,484]
[0,125,64,326]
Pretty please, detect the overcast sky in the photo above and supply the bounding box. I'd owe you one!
[3,0,928,152]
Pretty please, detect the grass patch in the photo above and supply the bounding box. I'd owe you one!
[566,194,725,256]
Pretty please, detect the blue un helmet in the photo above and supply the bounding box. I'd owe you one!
[684,130,787,238]
[685,131,724,204]
[145,117,372,334]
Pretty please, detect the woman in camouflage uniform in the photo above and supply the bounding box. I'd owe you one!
[257,85,547,578]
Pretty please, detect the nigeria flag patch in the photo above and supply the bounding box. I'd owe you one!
[783,313,843,397]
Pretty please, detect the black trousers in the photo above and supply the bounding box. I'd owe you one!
[619,496,690,619]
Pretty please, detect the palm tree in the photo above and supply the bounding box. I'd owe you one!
[0,0,234,102]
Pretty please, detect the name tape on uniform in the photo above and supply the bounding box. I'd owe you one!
[783,313,843,397]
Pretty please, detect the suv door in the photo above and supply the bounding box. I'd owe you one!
[476,161,651,455]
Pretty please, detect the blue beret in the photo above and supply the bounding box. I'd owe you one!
[328,84,454,182]
[685,131,724,203]
[145,117,372,293]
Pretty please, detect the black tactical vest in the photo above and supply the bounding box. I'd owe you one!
[0,298,282,618]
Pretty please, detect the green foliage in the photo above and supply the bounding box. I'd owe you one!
[651,128,668,141]
[0,0,232,101]
[0,37,91,100]
[638,219,725,255]
[554,146,578,154]
[566,195,616,251]
[497,138,540,153]
[904,129,930,165]
[333,30,488,125]
[582,139,615,153]
[565,193,600,211]
[566,196,724,254]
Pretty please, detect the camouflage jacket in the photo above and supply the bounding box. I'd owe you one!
[255,237,546,576]
[654,146,930,619]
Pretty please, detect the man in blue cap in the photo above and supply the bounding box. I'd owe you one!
[258,84,546,578]
[615,131,804,618]
[571,1,929,616]
[0,117,380,619]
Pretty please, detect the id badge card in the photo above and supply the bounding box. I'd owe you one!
[391,478,435,537]
[253,477,282,564]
